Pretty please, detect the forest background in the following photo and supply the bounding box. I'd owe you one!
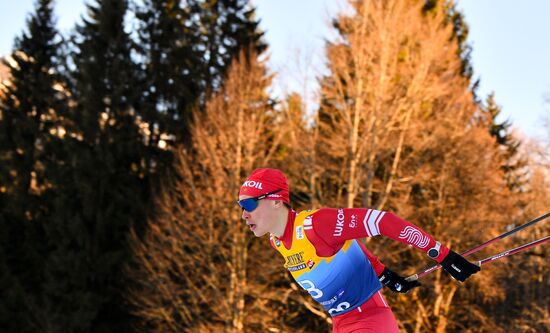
[0,0,548,332]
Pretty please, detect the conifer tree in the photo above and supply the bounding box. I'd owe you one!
[134,0,202,157]
[0,0,67,330]
[443,2,474,80]
[135,0,266,149]
[481,93,527,192]
[41,0,147,331]
[190,0,266,93]
[0,247,38,333]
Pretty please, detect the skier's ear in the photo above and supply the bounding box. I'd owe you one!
[272,200,284,208]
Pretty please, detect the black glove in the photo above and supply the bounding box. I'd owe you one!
[378,268,421,294]
[440,250,480,282]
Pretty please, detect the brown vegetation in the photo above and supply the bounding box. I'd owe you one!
[126,1,549,332]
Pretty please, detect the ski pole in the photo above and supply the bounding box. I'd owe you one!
[406,211,550,281]
[476,235,549,266]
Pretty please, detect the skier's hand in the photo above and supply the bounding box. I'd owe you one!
[378,268,421,293]
[440,250,480,282]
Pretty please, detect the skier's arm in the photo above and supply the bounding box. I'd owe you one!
[308,208,449,261]
[357,241,421,293]
[308,208,480,281]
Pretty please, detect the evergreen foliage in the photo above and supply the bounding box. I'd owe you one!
[0,0,547,332]
[0,0,267,331]
[0,0,66,329]
[482,93,528,192]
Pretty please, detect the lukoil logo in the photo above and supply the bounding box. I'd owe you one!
[333,209,345,236]
[242,180,263,189]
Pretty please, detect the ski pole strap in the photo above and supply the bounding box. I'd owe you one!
[406,212,550,282]
[477,235,550,266]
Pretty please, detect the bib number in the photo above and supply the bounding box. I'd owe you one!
[328,302,350,315]
[298,279,323,299]
[298,279,351,315]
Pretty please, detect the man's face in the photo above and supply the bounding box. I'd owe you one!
[239,195,278,237]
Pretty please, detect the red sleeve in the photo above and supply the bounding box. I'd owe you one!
[307,208,450,263]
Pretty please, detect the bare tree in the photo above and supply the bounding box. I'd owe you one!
[317,0,470,209]
[125,3,549,332]
[315,1,520,332]
[126,50,295,333]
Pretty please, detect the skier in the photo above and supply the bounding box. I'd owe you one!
[238,168,480,332]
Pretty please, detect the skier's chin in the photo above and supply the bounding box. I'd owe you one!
[252,227,267,237]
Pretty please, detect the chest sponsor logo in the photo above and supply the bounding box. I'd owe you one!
[296,225,304,240]
[349,214,357,228]
[286,251,307,272]
[333,209,345,237]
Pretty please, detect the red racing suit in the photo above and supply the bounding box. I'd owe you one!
[270,208,450,332]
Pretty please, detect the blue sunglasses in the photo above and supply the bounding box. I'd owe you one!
[238,189,282,212]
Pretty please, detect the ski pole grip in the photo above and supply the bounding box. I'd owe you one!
[405,274,419,282]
